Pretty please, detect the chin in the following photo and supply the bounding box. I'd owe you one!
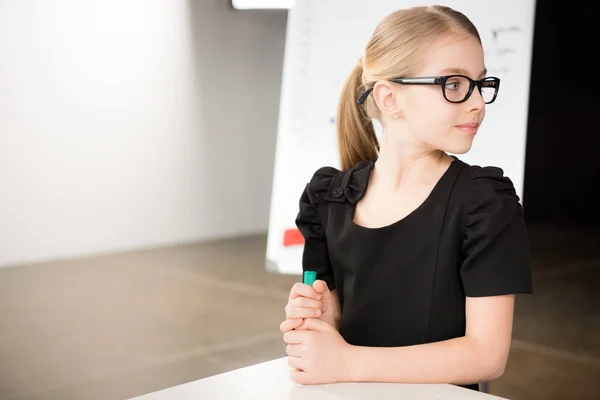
[445,141,473,155]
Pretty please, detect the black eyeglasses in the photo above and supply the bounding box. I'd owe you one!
[357,75,500,105]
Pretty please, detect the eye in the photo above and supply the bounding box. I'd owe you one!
[445,79,464,91]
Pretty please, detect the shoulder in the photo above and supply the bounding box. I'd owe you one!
[452,157,519,199]
[302,159,375,205]
[467,164,520,203]
[468,164,518,198]
[298,166,339,206]
[457,161,523,224]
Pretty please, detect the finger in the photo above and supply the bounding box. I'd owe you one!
[299,317,336,332]
[312,281,332,312]
[290,282,321,301]
[292,297,325,310]
[286,344,302,357]
[290,368,310,385]
[287,355,304,371]
[283,330,304,344]
[280,318,303,333]
[286,307,322,319]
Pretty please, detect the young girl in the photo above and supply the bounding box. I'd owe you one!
[279,5,533,392]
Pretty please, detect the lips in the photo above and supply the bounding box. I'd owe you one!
[456,122,479,135]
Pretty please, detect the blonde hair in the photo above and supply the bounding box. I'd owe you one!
[336,5,482,170]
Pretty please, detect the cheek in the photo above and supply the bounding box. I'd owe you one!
[404,90,465,141]
[414,103,459,134]
[406,91,440,121]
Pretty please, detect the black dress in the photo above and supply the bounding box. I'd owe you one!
[294,156,533,391]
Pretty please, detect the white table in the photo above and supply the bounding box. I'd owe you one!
[130,357,507,399]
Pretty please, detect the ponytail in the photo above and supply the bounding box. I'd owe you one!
[336,58,379,171]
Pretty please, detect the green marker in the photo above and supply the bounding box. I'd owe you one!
[303,270,317,286]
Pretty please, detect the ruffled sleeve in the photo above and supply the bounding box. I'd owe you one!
[294,167,339,291]
[460,166,533,297]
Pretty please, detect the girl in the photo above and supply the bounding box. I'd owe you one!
[280,5,533,392]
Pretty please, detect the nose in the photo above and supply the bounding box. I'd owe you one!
[466,85,486,111]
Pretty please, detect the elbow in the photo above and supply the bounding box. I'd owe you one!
[469,336,510,382]
[482,355,508,381]
[486,361,506,381]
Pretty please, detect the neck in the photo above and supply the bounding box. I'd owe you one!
[373,133,451,190]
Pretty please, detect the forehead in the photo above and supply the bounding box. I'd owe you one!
[416,34,485,78]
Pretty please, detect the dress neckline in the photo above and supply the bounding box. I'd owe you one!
[349,157,459,231]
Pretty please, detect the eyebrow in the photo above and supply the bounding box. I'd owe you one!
[439,67,487,78]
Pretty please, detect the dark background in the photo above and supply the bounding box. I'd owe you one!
[524,0,599,228]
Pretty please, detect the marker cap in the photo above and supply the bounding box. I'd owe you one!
[303,270,317,286]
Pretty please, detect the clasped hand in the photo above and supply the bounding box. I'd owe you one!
[280,280,353,385]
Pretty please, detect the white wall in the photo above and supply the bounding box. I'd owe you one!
[0,0,287,268]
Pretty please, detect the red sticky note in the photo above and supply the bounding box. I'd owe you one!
[283,228,304,247]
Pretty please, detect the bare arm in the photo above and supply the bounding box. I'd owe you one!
[346,295,515,384]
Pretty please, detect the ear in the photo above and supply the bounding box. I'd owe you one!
[373,80,402,119]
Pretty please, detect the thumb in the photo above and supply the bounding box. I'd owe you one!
[312,280,331,296]
[300,317,336,332]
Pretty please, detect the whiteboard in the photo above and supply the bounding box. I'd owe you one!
[266,0,536,275]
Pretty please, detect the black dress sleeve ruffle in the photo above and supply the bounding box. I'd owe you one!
[294,166,340,291]
[460,166,533,297]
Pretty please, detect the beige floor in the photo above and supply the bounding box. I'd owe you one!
[0,224,598,400]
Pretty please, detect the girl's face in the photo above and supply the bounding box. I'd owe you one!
[395,34,488,154]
